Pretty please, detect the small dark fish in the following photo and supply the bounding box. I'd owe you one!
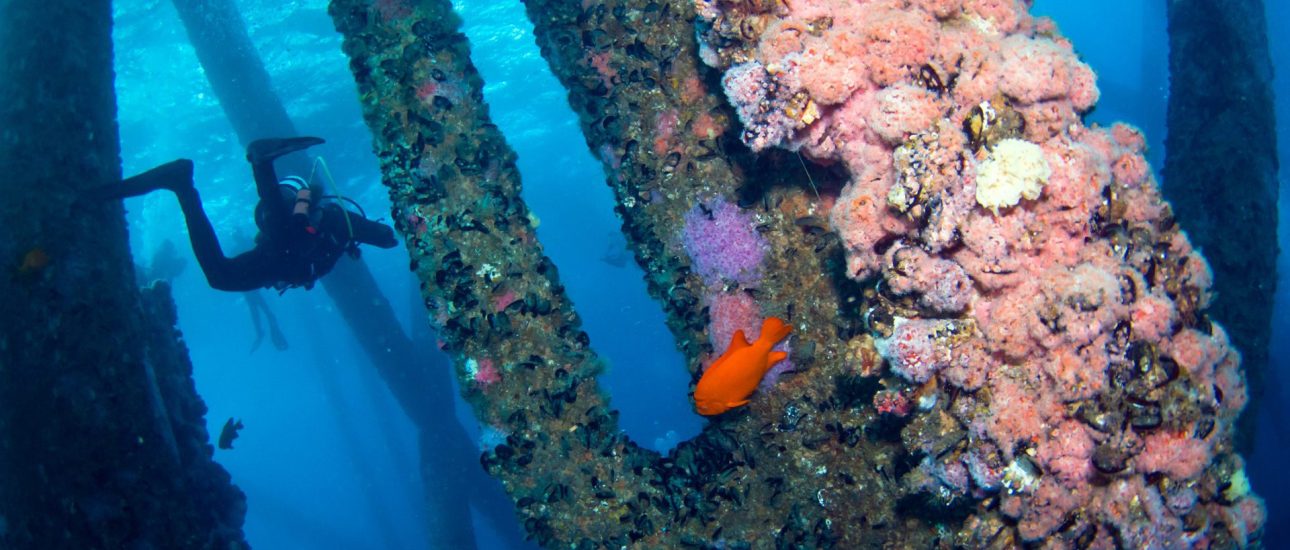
[600,233,630,268]
[600,249,629,268]
[218,417,244,450]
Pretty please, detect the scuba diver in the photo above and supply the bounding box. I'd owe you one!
[92,137,398,292]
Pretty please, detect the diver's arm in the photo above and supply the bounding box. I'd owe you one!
[348,215,399,248]
[321,205,399,248]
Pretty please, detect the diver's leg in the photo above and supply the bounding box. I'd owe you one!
[171,186,240,288]
[172,187,275,291]
[89,159,257,291]
[86,159,194,200]
[201,248,280,292]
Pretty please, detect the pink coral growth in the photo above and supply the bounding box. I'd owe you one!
[373,0,412,22]
[415,81,438,102]
[472,358,501,386]
[1013,479,1084,542]
[997,34,1099,109]
[587,50,618,90]
[1094,477,1189,548]
[1129,292,1176,342]
[875,318,961,383]
[1222,495,1268,547]
[405,210,429,237]
[691,112,722,140]
[873,389,911,417]
[913,455,970,495]
[697,0,1260,542]
[867,85,944,144]
[974,369,1054,458]
[492,289,520,313]
[720,62,802,152]
[704,291,794,390]
[415,76,463,105]
[707,291,761,355]
[653,109,681,156]
[1036,420,1094,485]
[965,444,1005,491]
[884,245,973,313]
[1136,429,1211,480]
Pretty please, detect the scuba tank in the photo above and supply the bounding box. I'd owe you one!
[279,175,321,232]
[281,159,372,233]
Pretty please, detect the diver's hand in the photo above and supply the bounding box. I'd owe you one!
[346,212,400,248]
[372,224,398,248]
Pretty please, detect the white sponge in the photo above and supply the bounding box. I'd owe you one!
[975,138,1050,214]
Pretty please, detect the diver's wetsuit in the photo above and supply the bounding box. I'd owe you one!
[95,137,397,292]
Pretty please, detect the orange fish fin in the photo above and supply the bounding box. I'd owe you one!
[768,351,788,365]
[725,329,752,352]
[757,317,792,346]
[728,398,750,409]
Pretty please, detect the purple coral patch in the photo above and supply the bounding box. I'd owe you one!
[683,199,767,287]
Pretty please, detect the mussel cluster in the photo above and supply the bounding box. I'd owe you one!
[963,96,1026,153]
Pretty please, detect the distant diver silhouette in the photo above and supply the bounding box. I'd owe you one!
[91,137,398,292]
[227,228,290,353]
[218,417,244,450]
[246,289,288,352]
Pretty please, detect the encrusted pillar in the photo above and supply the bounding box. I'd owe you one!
[330,0,1270,546]
[0,1,246,547]
[328,0,911,547]
[328,2,652,544]
[1163,0,1279,447]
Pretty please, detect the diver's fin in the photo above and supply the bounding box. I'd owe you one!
[246,136,325,164]
[87,159,195,201]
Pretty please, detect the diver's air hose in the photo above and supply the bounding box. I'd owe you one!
[306,156,356,243]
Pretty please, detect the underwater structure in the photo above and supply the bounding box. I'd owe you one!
[331,0,1267,547]
[0,0,1273,547]
[1163,0,1279,450]
[0,1,246,547]
[168,0,523,546]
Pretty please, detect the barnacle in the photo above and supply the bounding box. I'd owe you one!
[783,91,820,125]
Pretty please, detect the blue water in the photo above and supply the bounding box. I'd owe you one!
[111,0,1288,548]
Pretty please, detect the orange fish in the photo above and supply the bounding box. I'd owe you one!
[694,317,792,416]
[17,248,50,275]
